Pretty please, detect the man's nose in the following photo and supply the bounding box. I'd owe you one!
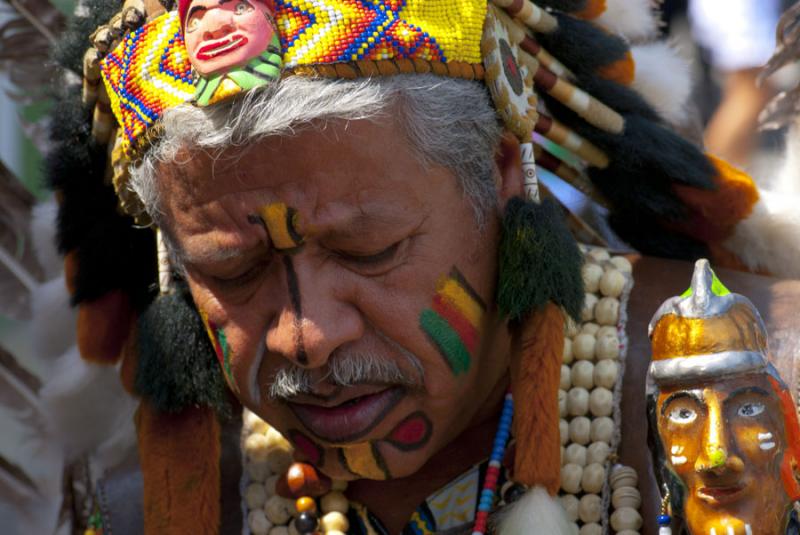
[265,257,364,368]
[694,395,744,475]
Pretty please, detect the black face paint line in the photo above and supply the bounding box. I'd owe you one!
[283,255,309,366]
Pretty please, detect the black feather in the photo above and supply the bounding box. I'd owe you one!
[533,0,588,12]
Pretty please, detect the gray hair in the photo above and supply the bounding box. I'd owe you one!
[130,74,503,229]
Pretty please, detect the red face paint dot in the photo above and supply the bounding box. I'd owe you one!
[386,412,432,450]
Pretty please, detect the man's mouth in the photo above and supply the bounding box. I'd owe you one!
[696,484,746,505]
[288,386,404,444]
[196,34,249,60]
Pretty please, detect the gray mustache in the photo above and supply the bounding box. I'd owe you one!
[268,351,424,400]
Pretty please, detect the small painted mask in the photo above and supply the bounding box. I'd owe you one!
[648,260,800,535]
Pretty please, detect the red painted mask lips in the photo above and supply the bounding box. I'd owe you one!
[696,484,746,505]
[288,386,404,444]
[196,33,249,60]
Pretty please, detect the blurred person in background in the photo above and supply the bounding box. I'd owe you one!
[688,0,782,167]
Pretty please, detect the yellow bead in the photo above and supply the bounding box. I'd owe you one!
[296,496,316,514]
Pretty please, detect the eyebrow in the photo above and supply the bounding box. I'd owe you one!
[728,386,770,399]
[661,391,703,416]
[187,5,208,19]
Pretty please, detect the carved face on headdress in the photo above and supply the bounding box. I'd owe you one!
[649,260,800,535]
[182,0,277,76]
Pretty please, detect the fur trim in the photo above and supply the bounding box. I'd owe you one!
[30,200,61,281]
[595,0,658,42]
[722,191,800,279]
[29,275,77,361]
[631,42,693,127]
[494,487,575,535]
[511,304,563,492]
[771,124,800,195]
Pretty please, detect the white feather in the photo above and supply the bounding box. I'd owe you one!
[494,487,577,535]
[770,124,800,195]
[595,0,658,42]
[723,191,800,279]
[631,42,693,126]
[30,200,62,280]
[29,275,77,361]
[40,347,137,465]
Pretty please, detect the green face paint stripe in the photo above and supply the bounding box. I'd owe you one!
[420,309,471,375]
[215,328,234,383]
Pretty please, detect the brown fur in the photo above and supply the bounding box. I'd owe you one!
[77,290,131,364]
[597,52,635,86]
[511,303,564,493]
[136,401,221,534]
[575,0,607,19]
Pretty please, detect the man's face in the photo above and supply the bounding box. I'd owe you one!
[184,0,275,76]
[656,374,792,535]
[157,117,512,481]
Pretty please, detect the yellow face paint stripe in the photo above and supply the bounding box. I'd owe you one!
[259,203,304,250]
[438,278,483,328]
[340,443,389,480]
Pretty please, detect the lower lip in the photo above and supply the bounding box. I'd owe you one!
[289,387,404,444]
[696,485,746,504]
[196,34,249,60]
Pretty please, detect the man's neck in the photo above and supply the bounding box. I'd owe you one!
[346,376,509,534]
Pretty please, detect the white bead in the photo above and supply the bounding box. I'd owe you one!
[571,361,594,389]
[581,322,599,335]
[269,528,289,535]
[609,465,638,490]
[599,269,626,298]
[586,441,610,465]
[610,256,632,273]
[612,486,642,510]
[321,491,349,514]
[596,325,617,340]
[266,447,293,474]
[617,531,640,535]
[263,495,292,525]
[573,333,596,361]
[568,417,591,445]
[581,293,599,322]
[326,532,347,535]
[589,387,614,417]
[595,334,620,361]
[560,463,583,494]
[564,443,587,467]
[565,317,579,338]
[560,365,572,390]
[593,360,619,389]
[579,523,603,535]
[560,419,569,445]
[590,417,615,444]
[578,493,603,523]
[595,298,619,326]
[264,474,279,496]
[245,411,270,434]
[559,389,568,418]
[265,427,290,449]
[562,336,574,365]
[287,519,300,535]
[610,507,643,531]
[247,460,271,482]
[245,434,271,462]
[320,511,349,532]
[561,445,566,465]
[586,248,610,263]
[581,263,604,294]
[245,483,267,510]
[248,510,272,535]
[559,494,580,522]
[581,463,606,494]
[567,387,590,416]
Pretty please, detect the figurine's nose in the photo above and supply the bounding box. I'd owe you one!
[202,10,236,40]
[694,393,744,475]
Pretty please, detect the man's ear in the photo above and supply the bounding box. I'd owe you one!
[496,131,524,210]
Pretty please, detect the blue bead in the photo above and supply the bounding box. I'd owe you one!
[657,515,671,526]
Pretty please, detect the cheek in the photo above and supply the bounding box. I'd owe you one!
[733,423,781,459]
[659,424,699,473]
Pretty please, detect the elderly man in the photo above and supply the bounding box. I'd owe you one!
[41,0,800,534]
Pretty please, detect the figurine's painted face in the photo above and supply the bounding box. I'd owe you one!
[657,373,794,535]
[184,0,275,76]
[155,116,516,481]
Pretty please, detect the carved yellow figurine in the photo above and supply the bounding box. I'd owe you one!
[649,260,800,535]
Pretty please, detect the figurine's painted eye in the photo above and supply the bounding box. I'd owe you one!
[669,407,697,424]
[235,1,251,14]
[738,402,765,418]
[187,16,202,33]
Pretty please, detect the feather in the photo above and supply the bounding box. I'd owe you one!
[493,486,575,535]
[631,42,692,127]
[595,0,659,42]
[760,2,800,129]
[0,160,44,319]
